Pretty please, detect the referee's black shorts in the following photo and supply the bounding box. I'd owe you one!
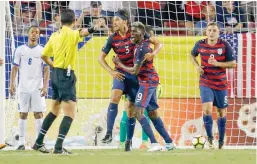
[51,68,77,102]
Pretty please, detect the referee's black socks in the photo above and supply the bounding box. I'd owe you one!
[55,116,73,150]
[36,112,57,145]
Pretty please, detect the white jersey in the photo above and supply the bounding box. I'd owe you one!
[12,44,45,93]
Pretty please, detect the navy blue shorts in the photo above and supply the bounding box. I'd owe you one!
[112,69,139,103]
[200,86,228,109]
[135,84,159,111]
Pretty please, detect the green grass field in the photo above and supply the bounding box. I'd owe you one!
[0,149,255,164]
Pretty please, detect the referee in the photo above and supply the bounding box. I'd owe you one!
[32,9,103,154]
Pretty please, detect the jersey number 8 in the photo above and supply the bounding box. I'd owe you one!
[28,58,32,65]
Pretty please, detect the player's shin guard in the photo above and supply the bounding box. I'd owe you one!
[18,119,27,146]
[203,115,213,139]
[127,117,136,141]
[138,116,157,143]
[120,111,128,143]
[107,103,118,135]
[55,116,73,150]
[217,116,227,143]
[36,112,57,145]
[142,110,149,142]
[151,117,172,143]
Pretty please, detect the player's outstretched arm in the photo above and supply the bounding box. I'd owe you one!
[9,65,18,96]
[40,66,50,97]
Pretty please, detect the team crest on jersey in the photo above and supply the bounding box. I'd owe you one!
[217,48,223,55]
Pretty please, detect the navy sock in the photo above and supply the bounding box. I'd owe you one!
[151,117,172,143]
[203,115,213,139]
[138,116,157,143]
[217,117,227,143]
[107,103,118,135]
[127,117,136,141]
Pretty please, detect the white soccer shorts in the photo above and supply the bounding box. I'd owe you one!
[18,91,46,113]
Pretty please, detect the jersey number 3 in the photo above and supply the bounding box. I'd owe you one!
[28,58,32,65]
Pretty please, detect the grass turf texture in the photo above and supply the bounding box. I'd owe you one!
[0,149,255,164]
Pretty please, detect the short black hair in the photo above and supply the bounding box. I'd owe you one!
[131,22,145,35]
[28,26,40,33]
[61,9,75,25]
[116,9,129,20]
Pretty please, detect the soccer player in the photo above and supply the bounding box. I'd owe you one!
[98,9,162,144]
[191,22,236,149]
[113,22,175,152]
[32,9,103,154]
[9,26,50,150]
[119,25,158,149]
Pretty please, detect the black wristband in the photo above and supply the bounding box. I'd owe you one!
[88,26,96,34]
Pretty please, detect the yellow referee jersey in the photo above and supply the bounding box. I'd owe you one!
[42,26,83,70]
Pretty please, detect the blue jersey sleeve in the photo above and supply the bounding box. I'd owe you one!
[135,45,151,65]
[101,35,113,54]
[191,41,200,56]
[224,41,235,62]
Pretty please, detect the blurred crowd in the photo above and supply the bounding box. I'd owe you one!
[9,1,257,36]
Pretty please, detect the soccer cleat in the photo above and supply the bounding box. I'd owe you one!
[208,137,214,149]
[147,143,163,152]
[0,144,6,150]
[125,140,132,152]
[101,134,112,144]
[218,142,224,149]
[17,145,25,150]
[32,143,50,153]
[53,148,72,154]
[165,142,176,151]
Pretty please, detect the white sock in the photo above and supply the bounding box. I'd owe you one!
[18,119,27,146]
[35,118,43,138]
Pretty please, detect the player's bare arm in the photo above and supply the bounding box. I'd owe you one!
[9,65,19,96]
[113,55,145,75]
[191,55,204,75]
[40,66,50,97]
[98,52,125,81]
[208,58,237,68]
[144,37,163,61]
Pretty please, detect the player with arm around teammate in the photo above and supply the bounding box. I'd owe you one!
[191,22,236,149]
[98,9,162,144]
[113,22,175,152]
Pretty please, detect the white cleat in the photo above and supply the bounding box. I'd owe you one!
[147,143,163,152]
[164,142,176,151]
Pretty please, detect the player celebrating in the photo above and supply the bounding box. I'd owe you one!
[98,9,162,144]
[113,22,175,152]
[32,9,103,154]
[9,26,50,150]
[191,22,236,149]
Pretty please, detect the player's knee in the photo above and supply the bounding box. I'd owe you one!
[19,112,28,119]
[110,95,122,103]
[202,104,212,115]
[148,110,158,119]
[217,108,226,118]
[34,112,43,119]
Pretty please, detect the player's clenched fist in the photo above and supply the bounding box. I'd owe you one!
[197,66,204,75]
[9,84,16,96]
[110,70,125,81]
